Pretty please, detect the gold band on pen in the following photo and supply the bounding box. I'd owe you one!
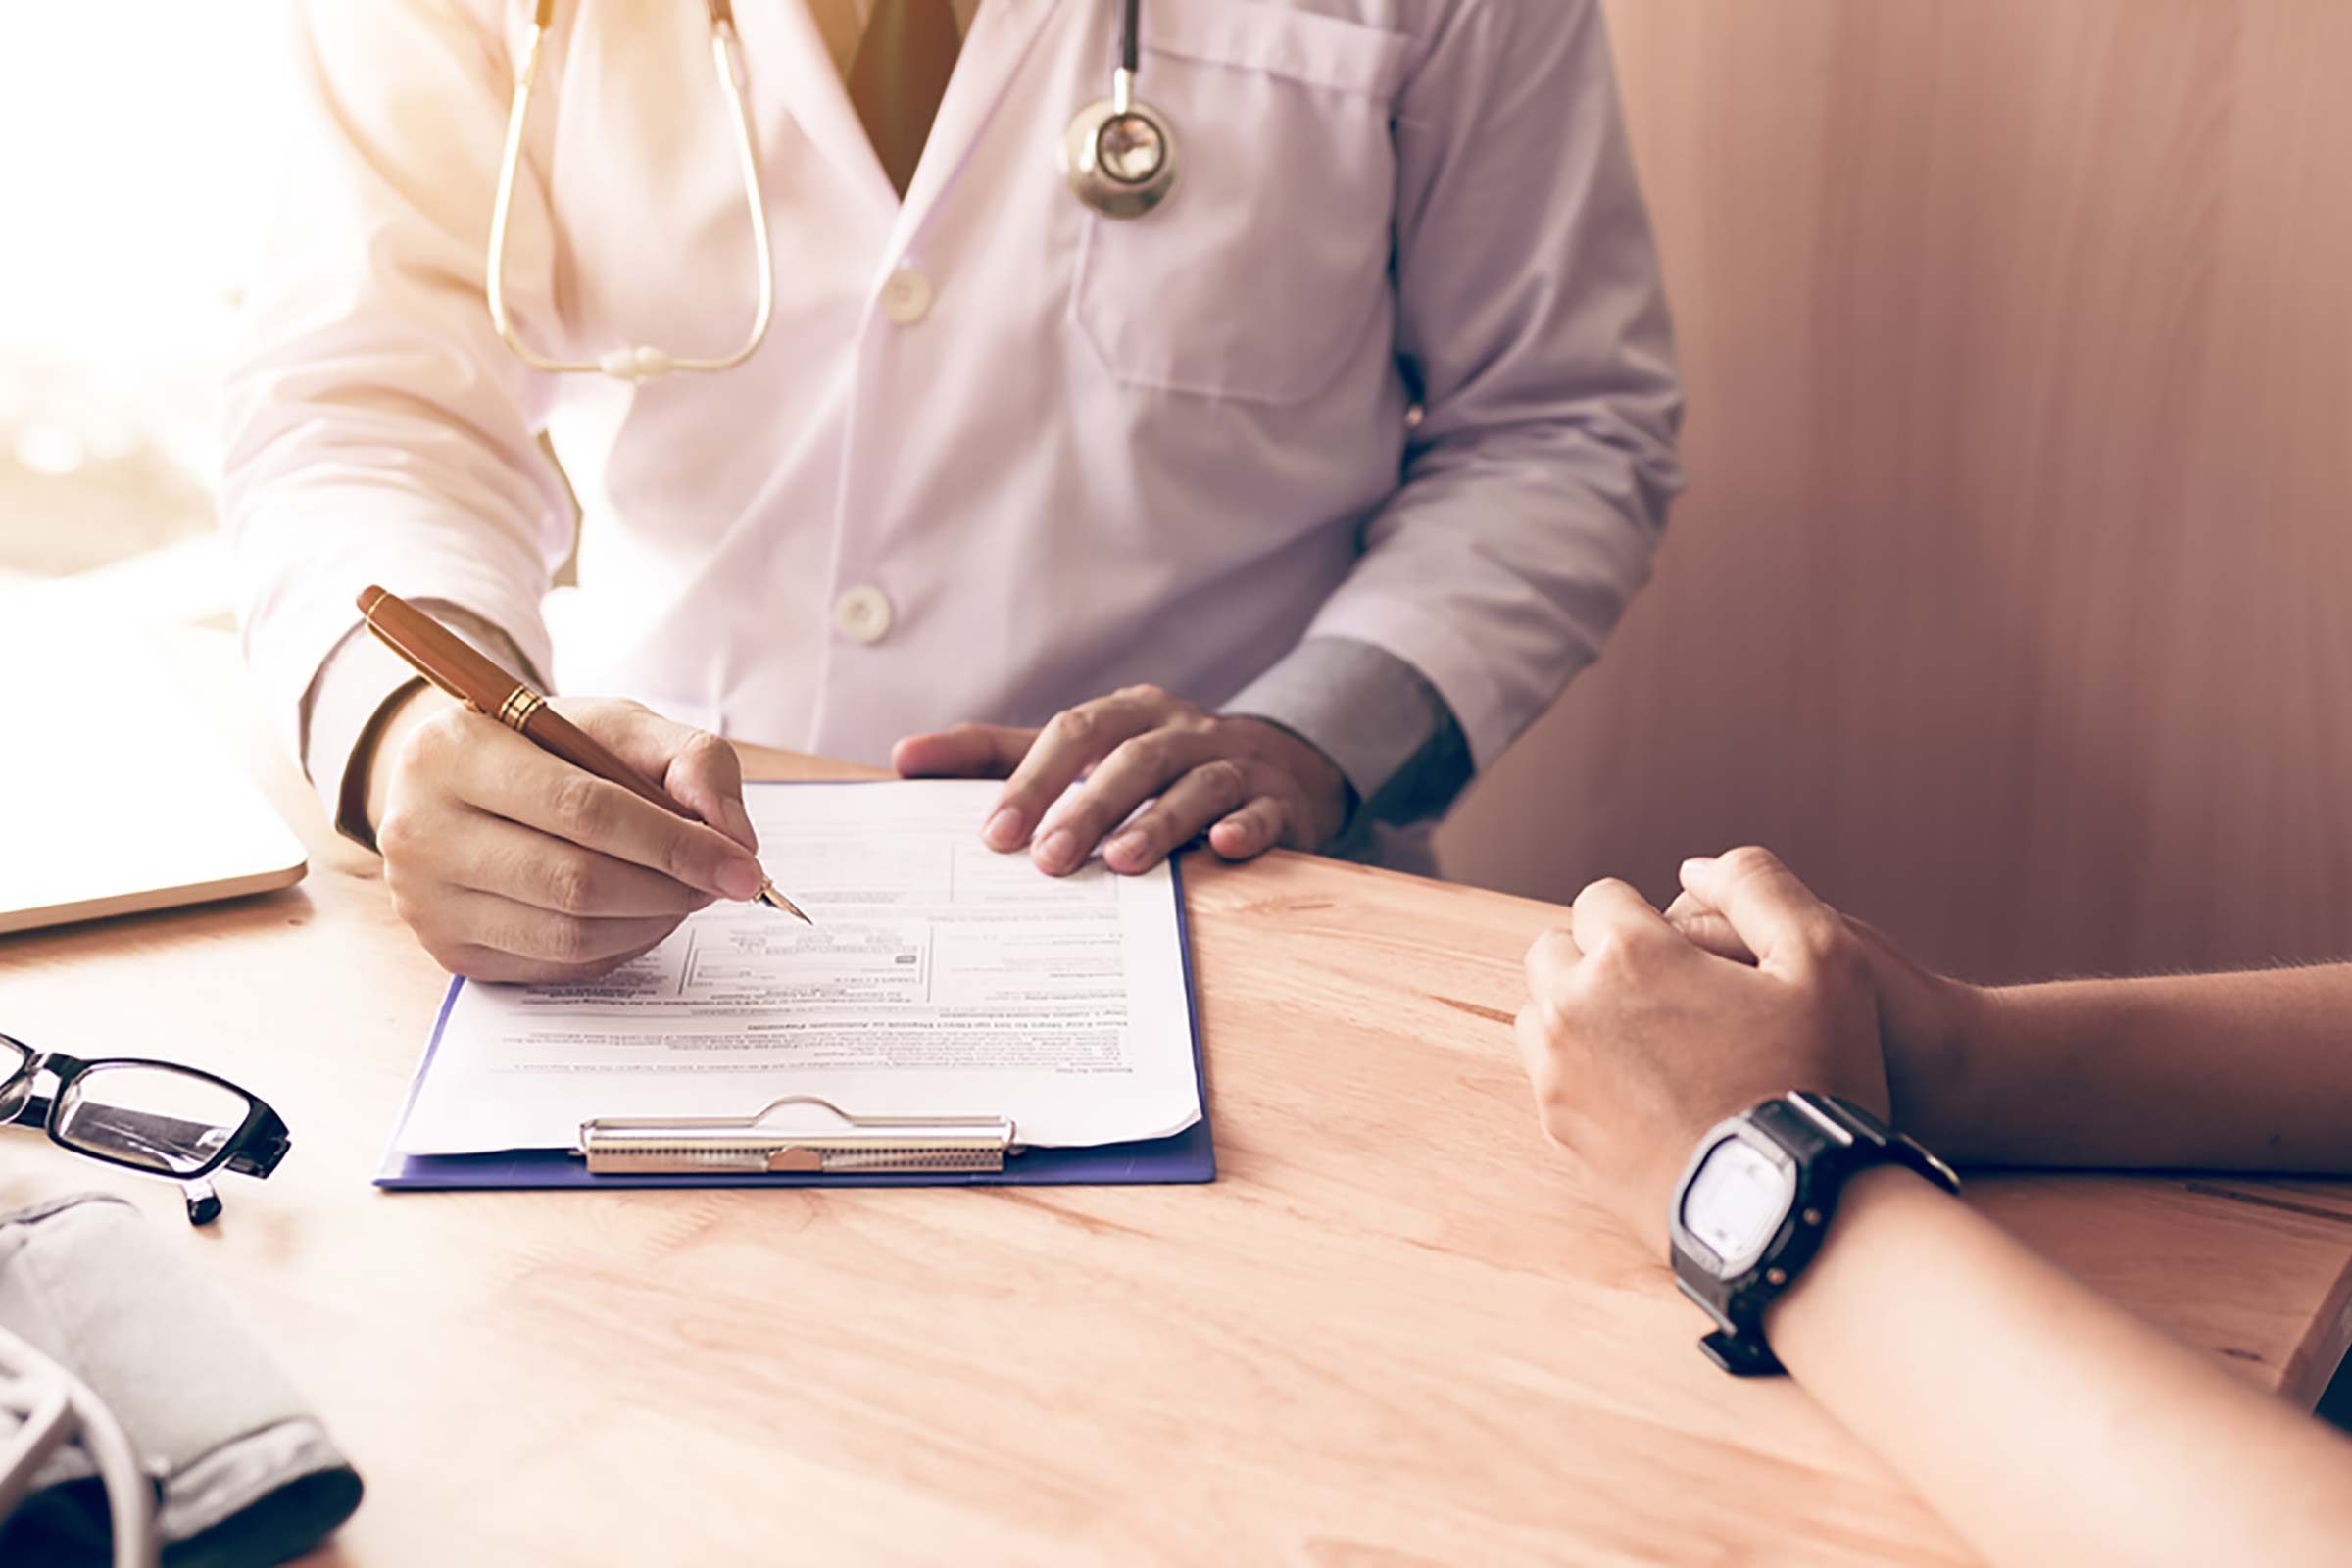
[495,687,547,731]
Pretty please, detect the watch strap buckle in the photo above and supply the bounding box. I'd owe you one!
[1696,1326,1785,1378]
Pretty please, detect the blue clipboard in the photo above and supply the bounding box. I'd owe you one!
[374,821,1214,1192]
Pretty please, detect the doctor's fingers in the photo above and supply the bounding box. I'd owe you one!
[1097,757,1256,873]
[559,699,760,853]
[422,725,764,902]
[988,688,1190,855]
[416,889,682,983]
[1033,723,1230,874]
[1205,796,1291,862]
[388,806,716,919]
[890,722,1039,783]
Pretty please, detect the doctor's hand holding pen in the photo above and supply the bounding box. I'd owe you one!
[892,685,1351,876]
[363,687,766,985]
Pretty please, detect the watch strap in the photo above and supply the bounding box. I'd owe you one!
[1674,1093,1959,1377]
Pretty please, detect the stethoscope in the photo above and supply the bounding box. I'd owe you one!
[1061,0,1181,220]
[487,0,1178,383]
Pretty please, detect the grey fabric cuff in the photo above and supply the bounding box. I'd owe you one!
[0,1193,362,1567]
[1221,636,1476,848]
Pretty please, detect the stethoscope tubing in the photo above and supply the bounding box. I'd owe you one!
[486,0,1163,382]
[487,2,776,380]
[0,1323,156,1568]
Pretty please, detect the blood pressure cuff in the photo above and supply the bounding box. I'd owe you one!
[0,1193,362,1567]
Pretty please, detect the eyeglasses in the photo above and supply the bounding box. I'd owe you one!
[0,1033,289,1225]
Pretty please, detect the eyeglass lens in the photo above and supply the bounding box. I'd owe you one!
[52,1064,250,1176]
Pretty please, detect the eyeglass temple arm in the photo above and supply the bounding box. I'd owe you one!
[0,1088,51,1131]
[227,1108,292,1179]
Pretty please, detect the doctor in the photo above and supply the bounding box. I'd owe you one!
[223,0,1682,982]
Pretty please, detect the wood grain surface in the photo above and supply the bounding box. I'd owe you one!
[0,628,2347,1564]
[1440,0,2352,985]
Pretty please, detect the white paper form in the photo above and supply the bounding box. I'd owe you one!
[390,780,1201,1155]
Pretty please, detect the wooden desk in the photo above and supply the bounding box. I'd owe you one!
[4,632,2349,1565]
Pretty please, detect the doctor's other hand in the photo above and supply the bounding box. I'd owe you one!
[367,691,764,984]
[891,685,1348,876]
[1515,850,1890,1251]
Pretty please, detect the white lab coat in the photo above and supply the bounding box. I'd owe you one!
[223,0,1682,814]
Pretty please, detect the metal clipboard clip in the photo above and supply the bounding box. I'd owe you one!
[576,1096,1018,1176]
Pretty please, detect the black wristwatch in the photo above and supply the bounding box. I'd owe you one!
[1668,1091,1960,1376]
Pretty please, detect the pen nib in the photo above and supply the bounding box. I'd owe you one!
[758,881,813,925]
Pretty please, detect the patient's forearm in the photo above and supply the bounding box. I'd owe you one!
[1895,965,2352,1168]
[1768,1168,2352,1567]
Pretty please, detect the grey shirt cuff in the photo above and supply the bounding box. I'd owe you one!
[1221,636,1475,848]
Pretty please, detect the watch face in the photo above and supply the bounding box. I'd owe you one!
[1681,1134,1796,1274]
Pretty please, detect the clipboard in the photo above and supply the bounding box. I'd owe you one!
[374,856,1215,1191]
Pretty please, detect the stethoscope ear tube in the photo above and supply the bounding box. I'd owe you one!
[487,3,775,380]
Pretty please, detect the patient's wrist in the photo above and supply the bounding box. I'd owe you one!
[1763,1163,1952,1359]
[1884,975,2002,1155]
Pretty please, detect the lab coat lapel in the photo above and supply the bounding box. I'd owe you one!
[744,0,901,227]
[889,0,1069,258]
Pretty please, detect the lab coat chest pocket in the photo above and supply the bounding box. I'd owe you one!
[1070,5,1411,406]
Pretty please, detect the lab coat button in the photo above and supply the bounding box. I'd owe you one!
[835,585,896,645]
[880,269,934,325]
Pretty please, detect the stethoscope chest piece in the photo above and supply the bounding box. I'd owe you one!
[1063,3,1177,219]
[1063,84,1180,220]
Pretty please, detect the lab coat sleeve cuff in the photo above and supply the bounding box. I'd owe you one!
[244,547,554,763]
[1220,636,1475,842]
[299,602,543,851]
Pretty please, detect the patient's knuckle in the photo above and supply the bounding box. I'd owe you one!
[1583,876,1642,905]
[1532,990,1581,1041]
[1718,845,1781,881]
[1805,917,1866,977]
[1121,682,1168,709]
[1583,930,1646,983]
[1051,707,1097,749]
